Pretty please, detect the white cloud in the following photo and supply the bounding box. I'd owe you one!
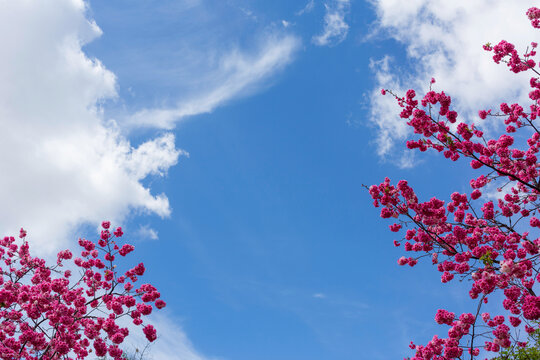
[128,34,301,130]
[146,314,220,360]
[0,1,219,359]
[0,0,184,254]
[296,0,315,16]
[238,7,257,21]
[312,0,351,46]
[116,312,219,360]
[368,56,417,168]
[137,224,160,241]
[368,0,537,165]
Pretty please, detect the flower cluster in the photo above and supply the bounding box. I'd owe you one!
[372,7,540,360]
[0,222,165,359]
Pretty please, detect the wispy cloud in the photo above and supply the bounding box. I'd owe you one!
[118,312,219,360]
[137,224,160,240]
[238,6,257,21]
[368,56,416,168]
[296,0,315,16]
[368,0,535,166]
[312,0,351,46]
[128,34,301,129]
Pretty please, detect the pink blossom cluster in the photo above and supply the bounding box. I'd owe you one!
[0,222,165,359]
[527,7,540,28]
[372,7,540,360]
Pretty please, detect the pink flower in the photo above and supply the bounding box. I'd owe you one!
[397,256,408,266]
[118,244,134,256]
[155,299,166,309]
[478,109,490,119]
[143,325,157,342]
[110,332,124,344]
[470,189,482,200]
[114,227,124,237]
[509,316,521,327]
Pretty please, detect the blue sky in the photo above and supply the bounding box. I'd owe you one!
[0,0,538,359]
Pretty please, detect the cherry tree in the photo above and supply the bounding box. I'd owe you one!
[0,222,164,359]
[369,7,540,360]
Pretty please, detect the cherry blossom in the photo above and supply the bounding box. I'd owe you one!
[370,7,540,359]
